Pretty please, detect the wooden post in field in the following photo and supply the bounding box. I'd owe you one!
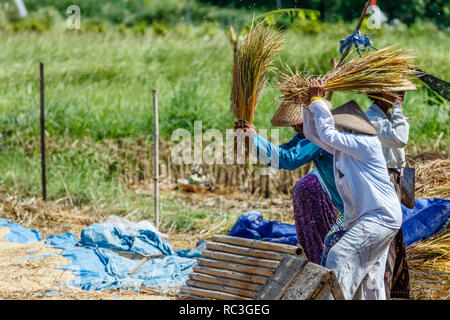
[153,89,159,229]
[39,62,47,201]
[186,0,191,25]
[265,174,270,199]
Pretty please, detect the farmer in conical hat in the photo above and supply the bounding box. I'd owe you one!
[303,78,402,300]
[364,85,416,299]
[322,85,417,299]
[234,100,343,265]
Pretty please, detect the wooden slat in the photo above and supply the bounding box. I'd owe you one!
[189,273,261,292]
[193,266,268,285]
[312,279,332,300]
[202,250,279,269]
[282,262,330,300]
[186,280,255,298]
[310,271,331,300]
[177,293,208,300]
[329,270,345,300]
[197,258,273,277]
[254,255,308,300]
[180,286,250,300]
[212,235,303,256]
[206,241,284,261]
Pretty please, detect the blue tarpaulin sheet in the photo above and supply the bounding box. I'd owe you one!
[0,217,41,243]
[229,198,450,246]
[1,220,201,291]
[402,198,450,246]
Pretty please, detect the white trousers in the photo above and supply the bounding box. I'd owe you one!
[325,216,399,300]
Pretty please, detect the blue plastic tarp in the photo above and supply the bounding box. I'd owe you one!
[45,228,200,291]
[0,217,41,244]
[1,219,202,291]
[228,211,298,245]
[229,198,450,246]
[402,198,450,246]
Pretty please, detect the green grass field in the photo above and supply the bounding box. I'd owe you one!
[0,23,448,227]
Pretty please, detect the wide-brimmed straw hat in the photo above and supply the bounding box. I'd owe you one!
[271,100,333,127]
[271,99,377,135]
[331,100,377,135]
[271,102,302,127]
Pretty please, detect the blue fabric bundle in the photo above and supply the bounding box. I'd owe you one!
[339,30,375,57]
[228,211,298,246]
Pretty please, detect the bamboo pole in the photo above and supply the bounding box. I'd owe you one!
[206,242,285,261]
[180,286,251,300]
[39,62,47,201]
[327,0,372,101]
[186,280,255,298]
[197,258,274,277]
[188,272,261,291]
[337,0,372,68]
[212,235,303,256]
[193,266,268,285]
[153,89,159,229]
[202,250,279,269]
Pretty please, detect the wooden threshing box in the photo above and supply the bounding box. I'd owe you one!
[180,235,344,300]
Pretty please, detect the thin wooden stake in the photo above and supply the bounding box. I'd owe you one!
[39,62,47,201]
[327,0,372,101]
[153,89,159,229]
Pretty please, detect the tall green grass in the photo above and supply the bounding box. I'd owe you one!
[0,26,448,143]
[0,24,448,213]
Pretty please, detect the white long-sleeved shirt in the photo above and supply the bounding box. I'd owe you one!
[303,99,402,229]
[365,102,409,172]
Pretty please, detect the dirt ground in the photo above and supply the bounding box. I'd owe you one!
[0,154,448,300]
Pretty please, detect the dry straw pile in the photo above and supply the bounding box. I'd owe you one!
[407,232,449,300]
[278,45,419,107]
[405,155,450,299]
[232,21,284,125]
[414,159,450,199]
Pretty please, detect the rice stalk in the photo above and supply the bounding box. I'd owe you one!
[412,158,450,199]
[278,45,419,108]
[407,231,450,300]
[232,21,284,125]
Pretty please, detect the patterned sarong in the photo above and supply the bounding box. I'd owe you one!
[292,173,337,264]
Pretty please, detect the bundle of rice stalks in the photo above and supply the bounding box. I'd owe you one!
[409,157,450,199]
[407,231,450,300]
[278,45,419,107]
[232,21,284,125]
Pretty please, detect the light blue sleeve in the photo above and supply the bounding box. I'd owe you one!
[252,133,322,171]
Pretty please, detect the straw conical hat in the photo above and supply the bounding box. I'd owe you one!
[270,102,302,127]
[331,100,377,135]
[271,99,376,135]
[271,100,333,127]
